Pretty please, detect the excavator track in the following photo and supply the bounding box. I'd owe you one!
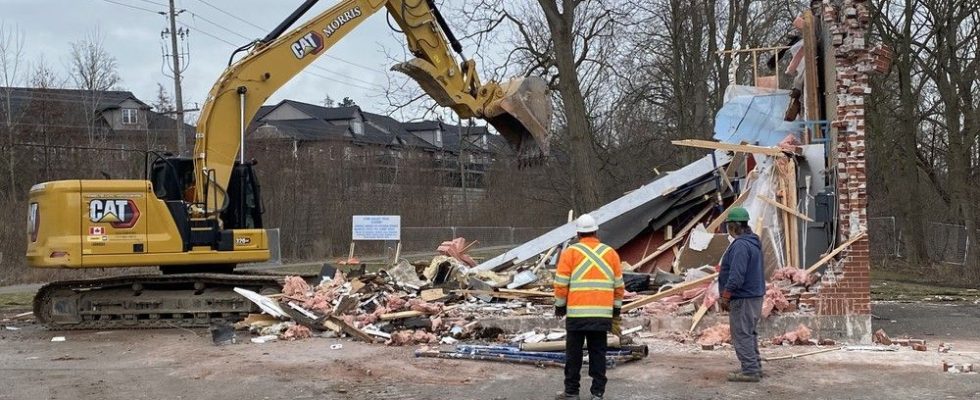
[33,273,288,330]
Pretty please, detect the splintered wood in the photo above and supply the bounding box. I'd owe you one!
[623,273,718,312]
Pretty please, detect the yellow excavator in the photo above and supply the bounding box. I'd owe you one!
[26,0,551,329]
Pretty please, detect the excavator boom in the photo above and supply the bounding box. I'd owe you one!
[194,0,552,213]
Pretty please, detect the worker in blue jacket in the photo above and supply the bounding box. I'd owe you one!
[718,207,766,382]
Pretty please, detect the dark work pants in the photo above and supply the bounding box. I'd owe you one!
[564,330,607,396]
[729,296,763,375]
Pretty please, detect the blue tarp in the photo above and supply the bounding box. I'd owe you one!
[713,89,801,146]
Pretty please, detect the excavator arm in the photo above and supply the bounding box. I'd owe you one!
[193,0,552,213]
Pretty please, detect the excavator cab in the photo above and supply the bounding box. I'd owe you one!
[149,156,263,231]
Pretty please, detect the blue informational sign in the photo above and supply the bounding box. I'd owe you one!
[352,215,401,241]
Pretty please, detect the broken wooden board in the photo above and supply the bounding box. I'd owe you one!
[805,231,868,275]
[689,304,710,334]
[672,139,787,157]
[380,310,425,321]
[623,273,718,312]
[757,195,814,222]
[706,190,753,232]
[676,234,729,272]
[325,315,375,343]
[497,288,553,297]
[420,288,449,302]
[454,290,552,301]
[235,313,280,330]
[635,203,714,269]
[333,295,359,315]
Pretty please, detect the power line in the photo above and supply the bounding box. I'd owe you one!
[194,0,265,31]
[187,11,254,42]
[188,0,385,75]
[177,21,237,47]
[310,64,384,89]
[100,0,164,15]
[131,0,167,7]
[305,70,380,92]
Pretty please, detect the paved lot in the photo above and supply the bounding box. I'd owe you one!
[1,302,978,400]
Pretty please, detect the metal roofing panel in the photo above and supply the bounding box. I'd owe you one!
[473,150,732,271]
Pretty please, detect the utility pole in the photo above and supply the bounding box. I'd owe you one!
[164,0,188,155]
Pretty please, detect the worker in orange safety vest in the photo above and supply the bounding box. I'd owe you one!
[554,214,624,400]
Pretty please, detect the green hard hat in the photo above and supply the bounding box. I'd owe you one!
[726,207,750,222]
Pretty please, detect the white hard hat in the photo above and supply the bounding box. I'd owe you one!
[575,214,599,233]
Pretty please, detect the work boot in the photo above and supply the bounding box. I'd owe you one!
[727,372,761,382]
[555,391,579,400]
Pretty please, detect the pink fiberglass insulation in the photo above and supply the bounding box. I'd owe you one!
[696,324,731,346]
[282,276,311,297]
[702,281,720,308]
[386,296,408,311]
[437,237,478,267]
[387,330,439,346]
[771,324,812,345]
[640,302,680,316]
[771,267,811,285]
[301,293,332,315]
[762,284,794,318]
[281,324,312,341]
[407,298,444,315]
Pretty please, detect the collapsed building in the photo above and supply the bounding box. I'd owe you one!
[228,0,892,352]
[472,0,890,343]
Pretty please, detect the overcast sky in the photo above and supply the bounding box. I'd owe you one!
[2,0,442,119]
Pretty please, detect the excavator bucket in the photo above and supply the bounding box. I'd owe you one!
[393,59,551,160]
[483,76,552,159]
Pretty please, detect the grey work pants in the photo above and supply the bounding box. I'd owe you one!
[728,296,763,375]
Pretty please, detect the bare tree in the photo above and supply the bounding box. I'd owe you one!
[67,28,120,145]
[29,55,61,89]
[0,22,25,198]
[30,54,63,181]
[450,0,628,212]
[153,82,174,114]
[871,0,980,280]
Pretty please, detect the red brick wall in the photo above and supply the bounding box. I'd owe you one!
[801,0,873,316]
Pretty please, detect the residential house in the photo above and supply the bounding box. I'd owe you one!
[0,86,195,151]
[247,99,512,188]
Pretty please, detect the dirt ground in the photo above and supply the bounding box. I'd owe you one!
[1,299,979,400]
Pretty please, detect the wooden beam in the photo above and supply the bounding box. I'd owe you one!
[802,9,821,139]
[623,273,718,312]
[634,203,714,269]
[787,160,801,268]
[757,195,814,222]
[804,231,868,275]
[671,139,786,157]
[325,315,376,343]
[689,304,710,334]
[762,346,843,362]
[380,310,424,321]
[497,288,552,297]
[706,190,753,232]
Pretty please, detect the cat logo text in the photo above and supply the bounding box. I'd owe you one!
[89,199,140,229]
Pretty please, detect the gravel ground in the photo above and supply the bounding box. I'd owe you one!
[1,302,979,400]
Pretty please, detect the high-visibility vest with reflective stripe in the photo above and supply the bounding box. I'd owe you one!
[554,239,624,319]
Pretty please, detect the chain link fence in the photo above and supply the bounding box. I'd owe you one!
[925,222,971,266]
[869,216,975,265]
[400,226,555,253]
[869,217,900,258]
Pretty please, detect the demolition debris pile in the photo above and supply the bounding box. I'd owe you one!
[234,239,567,345]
